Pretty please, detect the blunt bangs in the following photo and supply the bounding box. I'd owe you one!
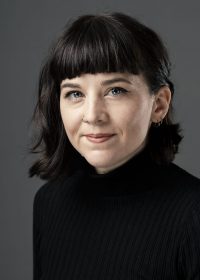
[50,15,141,82]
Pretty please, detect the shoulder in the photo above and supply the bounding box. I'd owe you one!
[33,169,84,209]
[160,162,200,210]
[174,166,200,276]
[167,162,200,188]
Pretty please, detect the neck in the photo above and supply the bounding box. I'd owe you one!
[80,146,164,199]
[95,142,147,174]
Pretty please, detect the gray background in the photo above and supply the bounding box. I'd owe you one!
[1,0,200,279]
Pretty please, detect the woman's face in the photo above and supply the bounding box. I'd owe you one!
[60,72,156,174]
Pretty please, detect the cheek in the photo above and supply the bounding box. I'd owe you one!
[63,121,74,138]
[120,102,152,135]
[60,107,81,138]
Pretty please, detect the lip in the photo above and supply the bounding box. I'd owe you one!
[84,133,115,143]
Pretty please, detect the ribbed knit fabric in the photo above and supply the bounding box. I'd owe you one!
[33,149,200,279]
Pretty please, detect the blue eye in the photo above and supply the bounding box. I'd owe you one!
[64,91,83,100]
[109,87,128,96]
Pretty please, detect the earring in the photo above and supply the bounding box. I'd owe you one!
[152,119,163,128]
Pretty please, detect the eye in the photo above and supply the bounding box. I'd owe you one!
[108,87,128,96]
[64,91,84,101]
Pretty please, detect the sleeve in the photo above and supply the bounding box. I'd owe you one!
[178,201,200,279]
[33,188,43,280]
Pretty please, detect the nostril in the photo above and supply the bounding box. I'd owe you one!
[82,116,103,124]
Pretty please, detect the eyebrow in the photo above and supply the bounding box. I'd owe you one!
[60,77,132,89]
[61,83,81,89]
[101,78,132,86]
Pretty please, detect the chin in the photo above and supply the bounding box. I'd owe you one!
[83,152,116,170]
[85,158,113,170]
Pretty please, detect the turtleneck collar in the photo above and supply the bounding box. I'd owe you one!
[80,147,166,198]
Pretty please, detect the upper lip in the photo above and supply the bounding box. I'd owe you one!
[84,133,115,138]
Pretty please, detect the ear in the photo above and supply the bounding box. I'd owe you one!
[151,86,171,123]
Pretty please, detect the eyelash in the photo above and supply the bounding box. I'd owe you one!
[109,87,128,96]
[64,91,83,99]
[63,87,128,100]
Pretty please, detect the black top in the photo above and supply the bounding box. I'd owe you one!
[33,148,200,279]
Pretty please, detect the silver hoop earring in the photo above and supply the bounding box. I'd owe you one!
[152,119,163,128]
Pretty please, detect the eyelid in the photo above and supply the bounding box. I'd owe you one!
[63,90,83,98]
[62,91,84,104]
[62,86,128,99]
[107,87,128,95]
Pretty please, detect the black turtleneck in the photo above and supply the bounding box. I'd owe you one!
[81,148,166,197]
[33,149,200,279]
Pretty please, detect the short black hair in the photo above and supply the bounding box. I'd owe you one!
[28,12,182,181]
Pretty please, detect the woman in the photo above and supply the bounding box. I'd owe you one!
[29,12,200,279]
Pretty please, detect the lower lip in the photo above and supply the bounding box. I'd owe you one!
[85,135,114,143]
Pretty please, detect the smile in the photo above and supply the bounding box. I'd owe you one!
[84,134,115,143]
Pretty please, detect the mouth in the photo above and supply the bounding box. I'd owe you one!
[84,133,115,143]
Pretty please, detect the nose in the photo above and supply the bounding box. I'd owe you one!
[82,96,107,125]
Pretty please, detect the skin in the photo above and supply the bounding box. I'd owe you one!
[60,72,171,174]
